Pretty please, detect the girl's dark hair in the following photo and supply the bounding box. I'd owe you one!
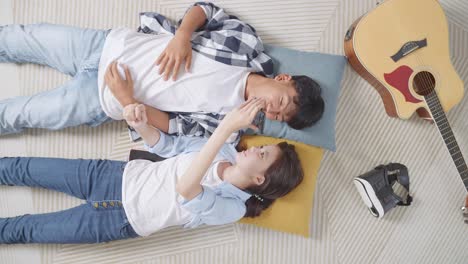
[240,142,304,217]
[288,75,325,129]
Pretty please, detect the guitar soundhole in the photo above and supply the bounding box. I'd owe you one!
[413,71,435,96]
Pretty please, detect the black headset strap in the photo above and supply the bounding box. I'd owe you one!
[381,163,413,206]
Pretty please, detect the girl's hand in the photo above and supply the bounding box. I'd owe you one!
[155,32,192,81]
[123,104,148,129]
[220,98,266,132]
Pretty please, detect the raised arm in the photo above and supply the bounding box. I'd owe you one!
[175,98,265,200]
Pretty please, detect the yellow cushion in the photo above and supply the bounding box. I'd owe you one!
[238,135,324,237]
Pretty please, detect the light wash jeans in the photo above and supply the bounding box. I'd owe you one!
[0,23,112,135]
[0,157,140,244]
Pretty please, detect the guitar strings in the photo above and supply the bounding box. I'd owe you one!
[414,45,468,184]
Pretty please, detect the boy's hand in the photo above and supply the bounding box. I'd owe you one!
[104,61,135,106]
[155,32,192,81]
[123,104,148,129]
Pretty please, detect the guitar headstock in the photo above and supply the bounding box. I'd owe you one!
[462,195,468,224]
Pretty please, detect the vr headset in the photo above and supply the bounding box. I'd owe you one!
[353,163,412,218]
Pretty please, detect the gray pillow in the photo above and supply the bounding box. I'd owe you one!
[247,44,346,151]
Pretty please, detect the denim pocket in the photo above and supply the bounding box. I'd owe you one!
[119,221,139,238]
[119,221,131,237]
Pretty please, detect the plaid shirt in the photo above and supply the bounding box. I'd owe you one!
[136,2,273,143]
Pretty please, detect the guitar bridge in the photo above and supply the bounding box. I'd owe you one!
[391,38,427,62]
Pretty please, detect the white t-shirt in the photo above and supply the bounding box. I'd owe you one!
[122,153,225,237]
[97,28,250,120]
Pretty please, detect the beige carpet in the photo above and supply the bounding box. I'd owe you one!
[1,0,468,263]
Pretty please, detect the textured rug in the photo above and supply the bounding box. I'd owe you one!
[1,0,468,263]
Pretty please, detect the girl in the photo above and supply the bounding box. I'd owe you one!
[0,98,303,244]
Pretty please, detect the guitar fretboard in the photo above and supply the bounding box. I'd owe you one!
[424,91,468,191]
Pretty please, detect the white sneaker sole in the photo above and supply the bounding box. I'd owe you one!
[353,178,385,218]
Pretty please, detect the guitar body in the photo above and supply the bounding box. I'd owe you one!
[344,0,464,120]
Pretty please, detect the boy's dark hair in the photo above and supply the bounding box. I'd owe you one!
[288,75,325,129]
[243,142,304,217]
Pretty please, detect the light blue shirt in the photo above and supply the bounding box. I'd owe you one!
[144,131,252,228]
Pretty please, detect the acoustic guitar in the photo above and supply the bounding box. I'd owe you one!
[343,0,468,222]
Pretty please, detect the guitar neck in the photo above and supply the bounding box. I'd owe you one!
[424,91,468,191]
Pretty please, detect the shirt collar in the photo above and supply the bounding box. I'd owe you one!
[218,144,252,201]
[218,181,252,202]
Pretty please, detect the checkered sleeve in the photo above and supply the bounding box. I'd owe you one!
[185,2,274,77]
[167,112,241,145]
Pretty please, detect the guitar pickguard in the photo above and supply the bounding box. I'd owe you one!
[384,65,422,103]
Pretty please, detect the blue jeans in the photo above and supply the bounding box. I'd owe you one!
[0,23,112,135]
[0,157,140,244]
